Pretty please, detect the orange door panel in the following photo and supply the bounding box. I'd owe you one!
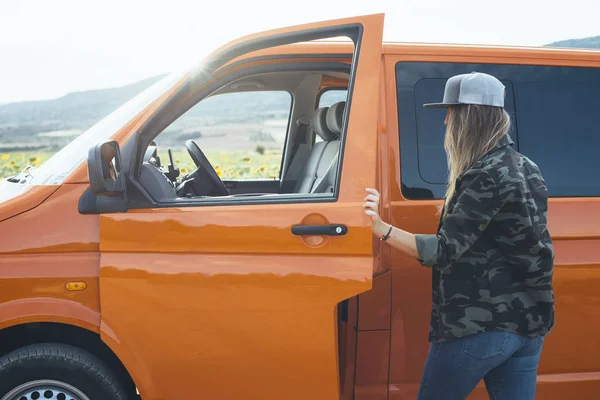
[98,14,384,400]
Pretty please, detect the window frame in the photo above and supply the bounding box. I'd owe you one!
[278,91,295,180]
[122,59,357,209]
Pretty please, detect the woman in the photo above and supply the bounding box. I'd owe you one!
[364,72,555,400]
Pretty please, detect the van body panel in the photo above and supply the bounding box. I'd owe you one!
[0,181,59,223]
[0,253,100,333]
[0,182,100,333]
[0,184,98,254]
[357,271,391,331]
[354,329,390,399]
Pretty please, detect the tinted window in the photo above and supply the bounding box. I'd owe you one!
[516,78,600,196]
[415,78,516,184]
[396,62,600,199]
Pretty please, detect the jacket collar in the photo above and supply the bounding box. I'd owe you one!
[472,134,514,169]
[494,134,514,150]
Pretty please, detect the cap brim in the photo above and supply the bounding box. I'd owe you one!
[423,102,461,109]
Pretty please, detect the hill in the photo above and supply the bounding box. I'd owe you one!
[546,35,600,49]
[0,75,166,151]
[0,74,166,126]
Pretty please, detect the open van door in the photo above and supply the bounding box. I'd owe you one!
[97,14,384,400]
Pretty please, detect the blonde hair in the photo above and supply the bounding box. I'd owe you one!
[443,105,511,211]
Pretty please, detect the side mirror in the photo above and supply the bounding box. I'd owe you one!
[87,140,125,196]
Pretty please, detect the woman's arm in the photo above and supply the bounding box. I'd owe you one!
[365,169,509,268]
[363,188,419,259]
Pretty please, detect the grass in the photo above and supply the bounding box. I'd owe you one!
[0,149,283,181]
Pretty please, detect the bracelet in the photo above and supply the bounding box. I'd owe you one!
[381,225,393,241]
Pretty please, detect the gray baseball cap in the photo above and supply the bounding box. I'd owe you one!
[423,72,506,108]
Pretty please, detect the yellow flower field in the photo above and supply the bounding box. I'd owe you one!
[166,149,282,180]
[0,152,54,179]
[0,150,283,181]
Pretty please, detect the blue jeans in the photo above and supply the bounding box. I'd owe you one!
[417,331,544,400]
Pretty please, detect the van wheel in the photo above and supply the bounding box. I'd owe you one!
[0,343,129,400]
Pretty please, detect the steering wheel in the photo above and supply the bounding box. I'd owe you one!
[185,140,228,196]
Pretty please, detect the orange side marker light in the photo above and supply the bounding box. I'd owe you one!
[65,281,87,291]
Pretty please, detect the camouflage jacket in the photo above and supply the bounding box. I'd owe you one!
[415,135,555,343]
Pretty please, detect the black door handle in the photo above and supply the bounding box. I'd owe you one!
[291,224,348,236]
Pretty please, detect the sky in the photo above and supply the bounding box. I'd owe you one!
[1,0,599,103]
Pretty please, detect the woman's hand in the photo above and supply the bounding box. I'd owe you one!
[364,188,390,239]
[363,188,419,258]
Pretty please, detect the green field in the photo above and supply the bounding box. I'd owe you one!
[1,149,283,181]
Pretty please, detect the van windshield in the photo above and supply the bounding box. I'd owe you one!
[29,70,187,185]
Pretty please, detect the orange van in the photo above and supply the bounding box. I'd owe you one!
[1,13,599,400]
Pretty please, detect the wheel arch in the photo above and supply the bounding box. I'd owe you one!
[0,322,138,398]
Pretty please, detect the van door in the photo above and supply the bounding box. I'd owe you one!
[98,14,384,400]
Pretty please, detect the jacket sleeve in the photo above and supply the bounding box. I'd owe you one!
[415,170,510,269]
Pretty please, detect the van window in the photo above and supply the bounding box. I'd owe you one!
[154,91,292,180]
[314,89,348,144]
[516,78,600,196]
[318,89,347,108]
[396,62,600,199]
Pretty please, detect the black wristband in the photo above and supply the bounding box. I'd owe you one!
[381,225,393,241]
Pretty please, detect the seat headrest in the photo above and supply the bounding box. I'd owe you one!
[312,107,338,141]
[326,101,346,135]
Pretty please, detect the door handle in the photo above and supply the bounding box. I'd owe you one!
[291,224,348,236]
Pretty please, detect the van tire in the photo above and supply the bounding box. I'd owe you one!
[0,343,129,400]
